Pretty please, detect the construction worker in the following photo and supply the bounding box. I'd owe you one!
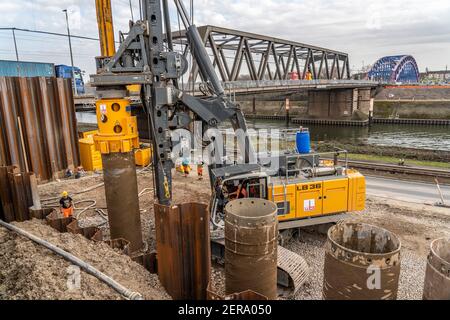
[306,69,313,81]
[59,191,74,218]
[75,166,86,179]
[197,161,204,180]
[181,158,191,178]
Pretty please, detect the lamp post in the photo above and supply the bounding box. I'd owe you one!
[62,9,77,96]
[12,28,19,61]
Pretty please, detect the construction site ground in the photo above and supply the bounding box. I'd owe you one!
[1,169,449,300]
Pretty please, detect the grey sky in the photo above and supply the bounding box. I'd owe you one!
[0,0,449,77]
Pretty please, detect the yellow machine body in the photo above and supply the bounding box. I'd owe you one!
[135,147,152,167]
[79,137,103,171]
[268,172,365,223]
[127,84,142,96]
[79,127,151,170]
[94,99,139,154]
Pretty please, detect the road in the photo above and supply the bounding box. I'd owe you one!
[366,176,450,205]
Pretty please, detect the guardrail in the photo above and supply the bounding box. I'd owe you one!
[342,160,450,179]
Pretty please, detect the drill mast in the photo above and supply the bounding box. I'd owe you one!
[92,0,255,206]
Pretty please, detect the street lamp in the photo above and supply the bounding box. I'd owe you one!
[62,9,77,96]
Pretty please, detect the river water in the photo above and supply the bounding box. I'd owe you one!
[76,112,450,151]
[245,119,450,151]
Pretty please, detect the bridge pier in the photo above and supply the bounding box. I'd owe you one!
[307,88,372,120]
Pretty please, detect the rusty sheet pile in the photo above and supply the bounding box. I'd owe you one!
[154,202,211,300]
[0,166,39,222]
[0,77,80,181]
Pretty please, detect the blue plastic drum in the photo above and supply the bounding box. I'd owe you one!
[296,130,311,154]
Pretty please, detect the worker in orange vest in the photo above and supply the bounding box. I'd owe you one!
[197,161,204,180]
[59,191,74,218]
[181,158,191,178]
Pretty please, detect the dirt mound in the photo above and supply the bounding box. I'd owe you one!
[0,219,170,300]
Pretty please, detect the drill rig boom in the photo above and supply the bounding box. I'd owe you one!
[91,0,256,205]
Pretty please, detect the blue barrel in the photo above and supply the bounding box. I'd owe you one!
[296,130,311,154]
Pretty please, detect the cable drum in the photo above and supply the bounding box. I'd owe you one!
[224,198,278,300]
[323,222,401,300]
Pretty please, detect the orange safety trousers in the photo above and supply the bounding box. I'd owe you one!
[62,207,74,218]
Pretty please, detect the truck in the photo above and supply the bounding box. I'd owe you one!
[0,60,85,95]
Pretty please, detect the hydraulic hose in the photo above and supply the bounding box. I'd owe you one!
[0,219,143,300]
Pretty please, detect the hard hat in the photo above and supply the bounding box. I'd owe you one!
[62,191,68,197]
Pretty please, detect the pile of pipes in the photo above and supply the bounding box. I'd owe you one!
[0,77,80,182]
[0,166,41,222]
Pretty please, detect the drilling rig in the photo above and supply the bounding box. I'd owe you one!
[93,0,365,294]
[93,0,256,253]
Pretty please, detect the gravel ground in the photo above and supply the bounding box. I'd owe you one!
[283,231,427,300]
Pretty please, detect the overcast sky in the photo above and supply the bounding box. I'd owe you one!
[0,0,449,77]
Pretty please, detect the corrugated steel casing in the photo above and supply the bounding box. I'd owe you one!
[423,238,450,300]
[224,199,278,300]
[323,222,401,300]
[0,60,55,77]
[0,76,80,181]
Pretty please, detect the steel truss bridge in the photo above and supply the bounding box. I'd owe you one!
[172,25,351,84]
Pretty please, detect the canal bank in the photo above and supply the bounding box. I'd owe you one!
[237,86,450,121]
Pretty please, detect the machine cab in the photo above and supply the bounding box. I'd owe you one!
[209,164,268,229]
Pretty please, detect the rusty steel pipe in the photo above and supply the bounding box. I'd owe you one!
[423,237,450,300]
[102,152,143,253]
[224,198,278,300]
[323,222,401,300]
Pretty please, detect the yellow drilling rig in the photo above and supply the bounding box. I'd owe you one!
[92,0,366,293]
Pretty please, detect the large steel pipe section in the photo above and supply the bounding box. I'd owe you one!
[102,152,143,253]
[323,222,401,300]
[225,198,278,299]
[423,237,450,300]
